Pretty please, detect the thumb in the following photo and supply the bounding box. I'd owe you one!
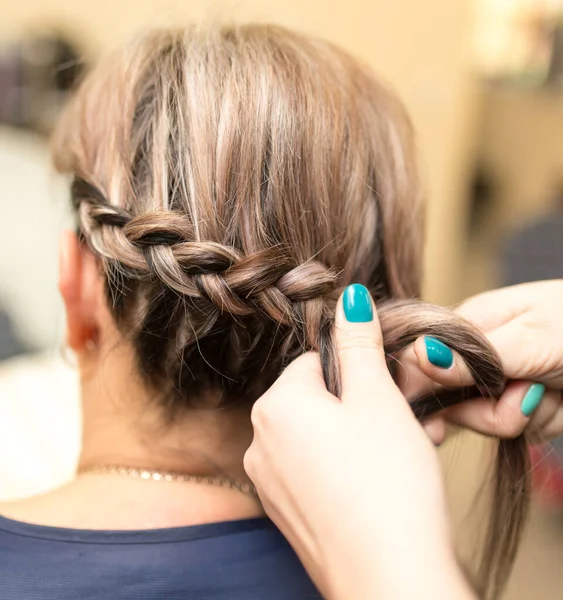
[335,284,399,408]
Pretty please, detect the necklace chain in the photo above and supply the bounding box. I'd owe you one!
[78,465,258,498]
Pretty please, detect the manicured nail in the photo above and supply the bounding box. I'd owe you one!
[343,284,373,323]
[424,336,453,369]
[521,383,545,417]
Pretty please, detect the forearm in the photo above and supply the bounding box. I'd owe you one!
[326,557,476,600]
[322,533,476,600]
[354,558,475,600]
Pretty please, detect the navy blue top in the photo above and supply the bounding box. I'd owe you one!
[0,515,322,599]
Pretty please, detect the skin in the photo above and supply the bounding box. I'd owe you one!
[246,281,563,598]
[0,231,263,529]
[244,295,476,600]
[400,280,563,444]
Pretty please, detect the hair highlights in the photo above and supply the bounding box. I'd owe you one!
[52,24,528,598]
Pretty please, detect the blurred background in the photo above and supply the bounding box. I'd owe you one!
[1,0,563,597]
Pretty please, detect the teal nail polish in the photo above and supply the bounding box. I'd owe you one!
[424,336,453,369]
[521,383,545,417]
[343,284,373,323]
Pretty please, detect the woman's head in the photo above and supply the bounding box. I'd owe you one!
[53,24,422,408]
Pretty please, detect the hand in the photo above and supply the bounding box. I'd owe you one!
[398,281,563,443]
[244,286,475,600]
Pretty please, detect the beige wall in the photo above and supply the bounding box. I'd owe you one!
[1,0,479,306]
[480,86,563,226]
[464,85,563,297]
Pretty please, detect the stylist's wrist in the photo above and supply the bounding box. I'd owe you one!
[365,548,475,600]
[326,534,474,600]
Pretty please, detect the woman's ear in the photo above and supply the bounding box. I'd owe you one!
[58,230,102,352]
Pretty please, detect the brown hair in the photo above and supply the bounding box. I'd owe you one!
[52,24,528,598]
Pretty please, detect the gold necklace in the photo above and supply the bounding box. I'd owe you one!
[78,465,258,498]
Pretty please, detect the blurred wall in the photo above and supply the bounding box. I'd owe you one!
[463,85,563,297]
[0,0,480,319]
[0,128,71,350]
[480,86,563,226]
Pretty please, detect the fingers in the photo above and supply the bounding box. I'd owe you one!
[250,351,333,429]
[446,381,556,439]
[454,284,530,333]
[482,320,534,380]
[422,416,447,446]
[273,351,327,392]
[248,352,332,455]
[481,321,563,389]
[527,389,562,441]
[335,284,399,407]
[395,337,474,398]
[394,338,474,403]
[530,398,563,441]
[413,336,474,387]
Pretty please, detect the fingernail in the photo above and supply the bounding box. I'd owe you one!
[424,336,453,369]
[343,284,373,323]
[521,383,545,417]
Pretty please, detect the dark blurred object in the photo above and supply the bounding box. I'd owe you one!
[501,184,563,286]
[547,17,563,87]
[0,31,86,135]
[0,308,28,361]
[468,165,495,234]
